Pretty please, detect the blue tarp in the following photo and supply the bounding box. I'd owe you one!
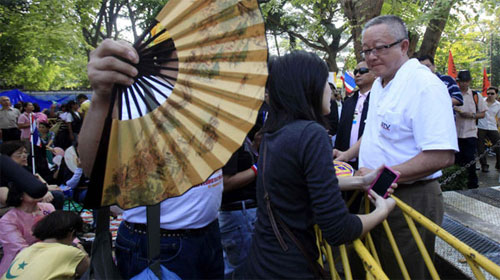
[0,89,76,111]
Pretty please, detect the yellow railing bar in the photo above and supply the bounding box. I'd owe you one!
[465,255,486,280]
[353,239,389,280]
[339,244,353,280]
[381,220,410,280]
[401,212,440,279]
[365,233,381,264]
[392,195,500,279]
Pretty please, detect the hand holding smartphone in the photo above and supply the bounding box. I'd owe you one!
[367,166,399,198]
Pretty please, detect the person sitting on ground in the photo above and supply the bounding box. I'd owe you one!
[0,183,55,276]
[0,210,90,280]
[0,140,64,209]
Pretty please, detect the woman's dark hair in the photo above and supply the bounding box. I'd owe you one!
[262,51,329,133]
[33,103,41,113]
[33,210,84,240]
[0,140,26,157]
[38,122,51,129]
[6,182,24,207]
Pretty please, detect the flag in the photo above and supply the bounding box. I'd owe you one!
[482,68,490,97]
[340,72,356,93]
[32,126,42,147]
[447,50,457,79]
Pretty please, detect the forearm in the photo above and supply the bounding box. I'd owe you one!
[18,123,30,129]
[391,150,454,183]
[222,170,256,192]
[78,94,112,176]
[339,138,362,161]
[357,208,388,235]
[337,176,364,191]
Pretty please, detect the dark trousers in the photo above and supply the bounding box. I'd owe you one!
[116,219,224,279]
[350,180,443,280]
[456,137,478,189]
[1,127,21,142]
[477,128,500,169]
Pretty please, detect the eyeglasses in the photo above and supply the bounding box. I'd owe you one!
[360,39,405,59]
[487,92,496,96]
[354,67,370,76]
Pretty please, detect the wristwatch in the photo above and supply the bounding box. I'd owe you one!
[472,113,476,119]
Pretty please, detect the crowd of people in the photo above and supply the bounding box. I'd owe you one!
[0,14,498,280]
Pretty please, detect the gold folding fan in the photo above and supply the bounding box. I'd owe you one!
[86,0,268,209]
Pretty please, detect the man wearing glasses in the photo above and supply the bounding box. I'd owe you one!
[335,61,375,170]
[476,87,499,172]
[335,15,457,279]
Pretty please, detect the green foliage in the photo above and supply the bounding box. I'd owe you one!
[439,164,468,191]
[0,0,89,90]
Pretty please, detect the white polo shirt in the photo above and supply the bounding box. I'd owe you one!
[477,98,500,131]
[123,169,223,229]
[359,59,458,180]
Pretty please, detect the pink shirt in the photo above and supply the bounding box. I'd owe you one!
[0,203,54,276]
[349,91,369,148]
[17,113,32,140]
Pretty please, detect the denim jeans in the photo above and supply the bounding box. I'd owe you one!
[115,219,224,279]
[218,207,257,277]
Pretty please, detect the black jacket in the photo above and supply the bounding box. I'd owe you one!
[334,90,370,152]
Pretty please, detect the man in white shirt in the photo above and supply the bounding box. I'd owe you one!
[79,39,224,279]
[335,15,457,279]
[477,86,500,172]
[0,96,21,142]
[454,70,487,188]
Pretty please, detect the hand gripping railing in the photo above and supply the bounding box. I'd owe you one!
[315,192,500,279]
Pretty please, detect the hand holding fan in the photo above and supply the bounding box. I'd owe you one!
[84,0,268,209]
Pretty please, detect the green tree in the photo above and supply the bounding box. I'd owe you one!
[261,0,352,72]
[0,0,90,90]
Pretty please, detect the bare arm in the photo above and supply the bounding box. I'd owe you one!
[390,150,454,183]
[78,39,139,176]
[451,98,461,106]
[222,169,256,192]
[333,137,362,162]
[357,190,396,235]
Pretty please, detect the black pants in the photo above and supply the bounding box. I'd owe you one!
[1,127,21,142]
[456,137,478,189]
[477,128,500,169]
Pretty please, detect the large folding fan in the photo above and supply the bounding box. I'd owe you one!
[85,0,268,209]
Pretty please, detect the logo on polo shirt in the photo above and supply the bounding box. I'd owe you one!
[381,121,391,131]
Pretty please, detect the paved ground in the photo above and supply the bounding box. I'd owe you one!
[436,155,500,280]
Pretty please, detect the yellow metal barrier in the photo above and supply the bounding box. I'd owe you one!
[392,195,500,279]
[314,194,500,279]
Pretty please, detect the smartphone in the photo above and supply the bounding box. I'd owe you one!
[367,166,399,198]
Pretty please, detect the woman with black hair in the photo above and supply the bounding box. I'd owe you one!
[0,140,64,209]
[236,51,396,279]
[0,183,54,277]
[1,211,90,279]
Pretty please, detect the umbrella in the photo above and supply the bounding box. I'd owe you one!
[86,0,268,209]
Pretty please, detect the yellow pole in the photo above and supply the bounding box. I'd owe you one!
[339,244,353,280]
[381,220,410,280]
[402,212,440,279]
[365,232,381,264]
[465,256,486,280]
[353,239,389,280]
[392,195,500,279]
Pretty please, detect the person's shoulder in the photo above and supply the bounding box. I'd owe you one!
[38,202,55,213]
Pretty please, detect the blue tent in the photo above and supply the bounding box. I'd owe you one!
[0,89,76,111]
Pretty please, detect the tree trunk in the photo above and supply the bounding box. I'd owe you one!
[414,0,456,59]
[341,0,384,63]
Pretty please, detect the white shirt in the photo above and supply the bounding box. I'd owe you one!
[123,169,223,229]
[477,99,500,131]
[359,59,458,180]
